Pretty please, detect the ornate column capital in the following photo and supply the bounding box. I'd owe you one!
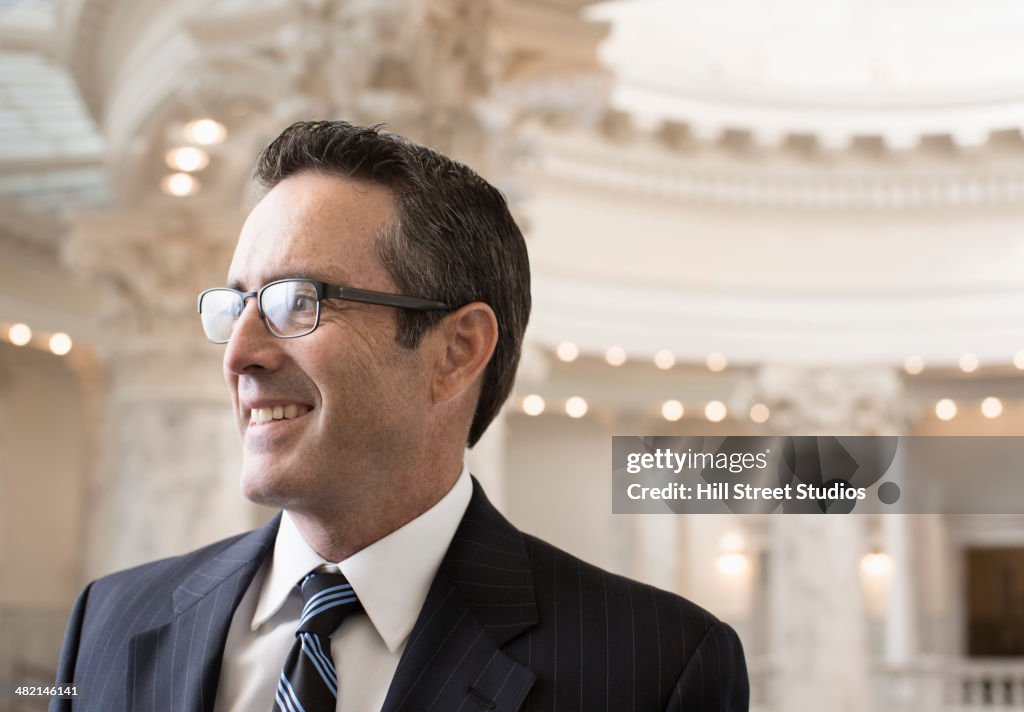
[738,364,908,435]
[64,206,240,402]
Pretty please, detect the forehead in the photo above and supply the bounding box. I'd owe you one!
[229,171,397,289]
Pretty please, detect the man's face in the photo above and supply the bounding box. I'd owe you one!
[223,171,432,510]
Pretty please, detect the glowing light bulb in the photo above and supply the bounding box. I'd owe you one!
[654,350,676,370]
[8,323,31,346]
[981,397,1003,419]
[716,552,748,576]
[522,394,545,416]
[48,332,72,355]
[706,352,727,372]
[959,353,979,373]
[705,400,727,422]
[565,396,588,418]
[160,172,199,197]
[861,552,892,578]
[904,356,924,375]
[165,146,210,172]
[184,118,227,145]
[556,341,579,362]
[661,399,684,421]
[935,398,957,421]
[605,346,626,366]
[749,403,770,423]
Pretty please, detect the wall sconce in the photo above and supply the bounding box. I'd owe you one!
[860,550,892,579]
[716,552,749,576]
[716,532,750,577]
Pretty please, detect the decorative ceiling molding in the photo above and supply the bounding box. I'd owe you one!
[591,0,1024,150]
[527,269,1024,368]
[56,0,612,209]
[606,83,1024,152]
[520,118,1024,210]
[61,0,121,121]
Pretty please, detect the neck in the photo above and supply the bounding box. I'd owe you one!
[287,459,464,562]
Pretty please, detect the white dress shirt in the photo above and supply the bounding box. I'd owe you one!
[213,467,472,712]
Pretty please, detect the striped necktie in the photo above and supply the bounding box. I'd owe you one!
[273,571,362,712]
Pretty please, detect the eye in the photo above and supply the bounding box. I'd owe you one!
[291,295,315,311]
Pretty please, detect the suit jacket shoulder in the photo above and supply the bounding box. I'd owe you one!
[86,528,256,609]
[508,530,748,711]
[51,518,278,712]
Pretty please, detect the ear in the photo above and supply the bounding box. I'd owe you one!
[431,301,498,405]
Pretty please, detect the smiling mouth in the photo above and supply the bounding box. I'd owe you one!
[248,404,313,425]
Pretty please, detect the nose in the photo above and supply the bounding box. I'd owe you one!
[223,297,285,376]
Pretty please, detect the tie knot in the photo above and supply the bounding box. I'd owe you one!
[296,571,361,637]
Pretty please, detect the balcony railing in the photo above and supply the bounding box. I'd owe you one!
[748,657,1024,711]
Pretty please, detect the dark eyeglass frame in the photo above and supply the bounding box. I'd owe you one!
[197,278,452,343]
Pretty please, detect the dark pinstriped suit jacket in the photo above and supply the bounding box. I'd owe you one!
[52,478,748,711]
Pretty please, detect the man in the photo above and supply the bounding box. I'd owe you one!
[52,121,748,711]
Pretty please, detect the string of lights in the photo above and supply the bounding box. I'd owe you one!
[518,393,1012,422]
[3,327,1018,421]
[524,341,1024,422]
[1,322,72,355]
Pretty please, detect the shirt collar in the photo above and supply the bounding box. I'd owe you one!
[252,465,472,653]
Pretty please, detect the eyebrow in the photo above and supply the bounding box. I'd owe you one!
[226,269,354,292]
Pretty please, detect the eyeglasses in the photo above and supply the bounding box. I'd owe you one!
[197,278,451,343]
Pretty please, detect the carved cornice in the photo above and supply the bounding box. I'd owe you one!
[527,270,1024,370]
[521,119,1024,210]
[62,0,609,138]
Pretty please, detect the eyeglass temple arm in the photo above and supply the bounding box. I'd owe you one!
[324,285,451,311]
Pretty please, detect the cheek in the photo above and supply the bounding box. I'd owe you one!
[315,347,429,425]
[303,316,431,419]
[318,317,412,383]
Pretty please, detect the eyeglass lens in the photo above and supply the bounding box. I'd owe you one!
[200,289,243,343]
[199,280,320,342]
[264,280,319,337]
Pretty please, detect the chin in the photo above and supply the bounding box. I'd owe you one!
[239,461,307,509]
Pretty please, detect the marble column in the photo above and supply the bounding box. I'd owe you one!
[466,407,508,511]
[880,448,917,669]
[632,513,681,593]
[66,208,261,578]
[880,512,919,710]
[746,365,908,712]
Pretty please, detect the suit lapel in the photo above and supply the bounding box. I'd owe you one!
[127,515,280,712]
[382,479,537,712]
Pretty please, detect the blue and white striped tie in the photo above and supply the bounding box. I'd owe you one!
[273,571,361,712]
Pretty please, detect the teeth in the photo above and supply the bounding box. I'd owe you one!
[249,404,308,424]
